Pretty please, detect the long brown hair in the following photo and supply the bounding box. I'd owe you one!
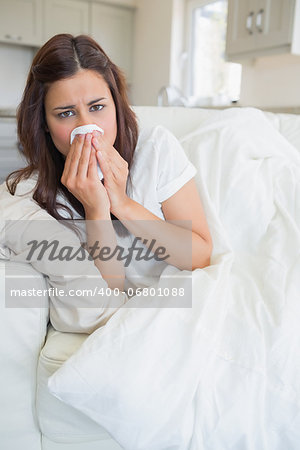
[6,34,138,237]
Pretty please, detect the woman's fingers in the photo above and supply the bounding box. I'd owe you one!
[77,133,92,179]
[62,134,84,182]
[61,134,95,193]
[88,147,99,179]
[92,132,125,171]
[96,151,111,179]
[96,150,122,184]
[61,131,127,195]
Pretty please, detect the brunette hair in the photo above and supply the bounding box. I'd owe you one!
[6,33,138,237]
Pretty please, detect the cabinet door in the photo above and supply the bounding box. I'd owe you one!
[43,0,89,43]
[253,0,295,50]
[90,3,134,83]
[226,0,258,56]
[0,0,42,46]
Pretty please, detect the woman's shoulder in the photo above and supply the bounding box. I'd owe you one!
[132,125,178,165]
[136,125,175,147]
[0,171,38,197]
[0,171,43,221]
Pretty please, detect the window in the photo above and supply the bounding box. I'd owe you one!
[186,0,241,105]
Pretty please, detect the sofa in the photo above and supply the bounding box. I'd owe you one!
[1,106,300,450]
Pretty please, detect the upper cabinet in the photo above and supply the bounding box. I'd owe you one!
[43,0,89,42]
[0,0,135,82]
[0,0,42,46]
[90,3,134,82]
[226,0,300,60]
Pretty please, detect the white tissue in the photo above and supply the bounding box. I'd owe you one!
[70,124,104,180]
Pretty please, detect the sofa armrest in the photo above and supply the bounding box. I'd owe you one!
[0,260,49,450]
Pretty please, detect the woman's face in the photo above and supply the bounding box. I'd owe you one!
[44,69,117,157]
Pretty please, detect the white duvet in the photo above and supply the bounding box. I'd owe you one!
[48,108,300,449]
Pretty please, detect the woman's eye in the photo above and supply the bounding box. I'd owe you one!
[58,110,75,118]
[90,104,104,112]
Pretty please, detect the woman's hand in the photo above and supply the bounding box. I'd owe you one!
[61,133,111,218]
[92,131,130,217]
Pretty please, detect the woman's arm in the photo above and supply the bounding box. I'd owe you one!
[91,131,212,271]
[61,133,125,289]
[85,211,125,291]
[113,178,212,271]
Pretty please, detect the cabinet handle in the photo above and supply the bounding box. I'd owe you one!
[246,11,254,35]
[256,9,264,33]
[4,34,22,41]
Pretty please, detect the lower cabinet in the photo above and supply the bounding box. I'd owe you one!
[0,119,25,185]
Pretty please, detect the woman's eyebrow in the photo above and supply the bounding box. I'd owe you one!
[88,97,107,106]
[53,97,107,111]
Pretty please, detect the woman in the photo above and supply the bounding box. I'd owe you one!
[1,34,212,332]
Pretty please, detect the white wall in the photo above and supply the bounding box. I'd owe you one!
[0,44,34,109]
[170,0,185,89]
[131,0,173,105]
[239,54,300,108]
[131,0,185,105]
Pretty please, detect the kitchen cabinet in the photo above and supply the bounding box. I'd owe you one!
[0,0,136,85]
[43,0,89,43]
[0,0,136,62]
[0,0,42,46]
[90,2,135,82]
[226,0,300,60]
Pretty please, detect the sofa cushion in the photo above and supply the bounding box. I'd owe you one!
[36,325,122,448]
[132,107,300,155]
[0,260,49,450]
[132,105,217,139]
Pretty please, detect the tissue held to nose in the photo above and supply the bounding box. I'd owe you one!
[69,124,104,180]
[70,124,104,144]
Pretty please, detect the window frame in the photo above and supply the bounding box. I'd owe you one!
[185,0,219,98]
[185,0,238,102]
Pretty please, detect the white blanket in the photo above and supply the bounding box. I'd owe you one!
[48,108,300,449]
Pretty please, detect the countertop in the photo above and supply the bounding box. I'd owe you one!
[0,108,17,118]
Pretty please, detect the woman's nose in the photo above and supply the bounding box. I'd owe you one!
[77,111,92,127]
